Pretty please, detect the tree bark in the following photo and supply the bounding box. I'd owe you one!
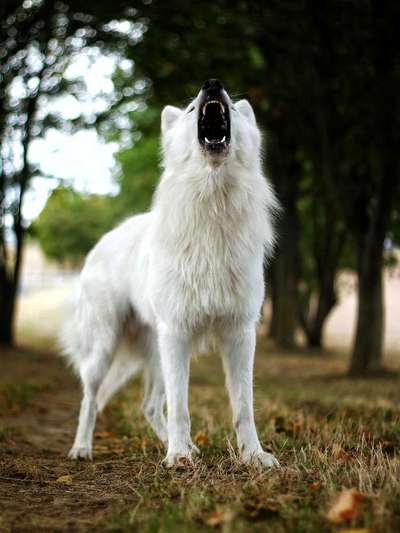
[349,241,384,375]
[0,68,43,346]
[265,126,301,350]
[0,269,14,345]
[300,270,336,349]
[271,205,299,349]
[348,1,399,375]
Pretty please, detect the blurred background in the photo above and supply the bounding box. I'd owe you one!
[1,0,399,375]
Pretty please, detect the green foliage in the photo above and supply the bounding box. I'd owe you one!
[35,188,116,264]
[34,106,162,265]
[114,134,160,216]
[111,107,162,217]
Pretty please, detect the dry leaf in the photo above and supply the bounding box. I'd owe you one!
[55,474,73,485]
[332,444,352,462]
[94,431,111,439]
[243,497,279,519]
[292,421,303,435]
[115,445,126,454]
[93,444,109,452]
[194,431,209,446]
[205,510,233,526]
[205,511,223,526]
[327,488,365,523]
[308,481,321,491]
[338,529,369,533]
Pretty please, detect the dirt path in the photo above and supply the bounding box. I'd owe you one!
[1,343,400,532]
[0,346,140,532]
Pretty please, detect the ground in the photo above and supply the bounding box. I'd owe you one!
[1,339,400,532]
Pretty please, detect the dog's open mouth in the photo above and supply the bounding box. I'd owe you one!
[198,99,230,154]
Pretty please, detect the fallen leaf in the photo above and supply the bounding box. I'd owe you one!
[112,445,125,454]
[338,529,369,533]
[194,431,209,446]
[292,421,303,435]
[205,510,233,526]
[243,498,279,519]
[327,488,365,523]
[93,444,109,452]
[205,512,223,526]
[308,481,321,491]
[332,444,352,462]
[94,431,111,439]
[55,474,73,485]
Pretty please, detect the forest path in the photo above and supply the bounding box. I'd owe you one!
[0,346,140,532]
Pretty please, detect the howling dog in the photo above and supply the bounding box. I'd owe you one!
[61,79,279,468]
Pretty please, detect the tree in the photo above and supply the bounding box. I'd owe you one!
[304,1,400,373]
[0,0,140,344]
[112,107,161,217]
[34,187,116,264]
[131,1,400,364]
[296,167,348,348]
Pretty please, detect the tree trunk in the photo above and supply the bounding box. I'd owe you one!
[0,270,14,345]
[349,242,384,375]
[302,279,335,349]
[266,137,300,348]
[270,199,299,349]
[298,238,340,349]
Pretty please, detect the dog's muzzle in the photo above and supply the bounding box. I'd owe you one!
[198,79,231,155]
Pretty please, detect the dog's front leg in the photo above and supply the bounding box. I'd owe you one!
[222,323,279,469]
[158,326,197,467]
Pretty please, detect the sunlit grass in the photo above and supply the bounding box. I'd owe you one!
[104,343,400,532]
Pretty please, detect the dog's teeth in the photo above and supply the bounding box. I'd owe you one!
[221,136,226,142]
[205,137,211,143]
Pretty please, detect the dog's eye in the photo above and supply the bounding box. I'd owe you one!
[187,106,195,113]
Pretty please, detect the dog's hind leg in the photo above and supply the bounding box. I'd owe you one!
[69,341,114,460]
[141,341,167,445]
[96,349,143,413]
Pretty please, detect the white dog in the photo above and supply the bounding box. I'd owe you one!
[61,79,279,468]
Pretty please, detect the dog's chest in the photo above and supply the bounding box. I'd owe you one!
[173,217,254,319]
[151,183,265,328]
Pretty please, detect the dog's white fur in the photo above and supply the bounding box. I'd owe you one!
[61,86,279,468]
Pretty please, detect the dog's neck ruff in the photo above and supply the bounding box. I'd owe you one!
[153,163,276,257]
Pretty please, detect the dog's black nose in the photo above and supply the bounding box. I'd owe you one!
[202,79,224,95]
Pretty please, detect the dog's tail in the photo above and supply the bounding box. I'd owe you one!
[58,283,86,374]
[59,281,145,409]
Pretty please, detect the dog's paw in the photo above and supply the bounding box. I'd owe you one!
[244,451,280,469]
[163,452,194,469]
[68,445,92,460]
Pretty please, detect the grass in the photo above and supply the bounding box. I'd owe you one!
[0,382,46,413]
[101,342,400,532]
[1,340,399,531]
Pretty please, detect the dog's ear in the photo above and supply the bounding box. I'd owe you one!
[161,106,182,132]
[235,100,256,125]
